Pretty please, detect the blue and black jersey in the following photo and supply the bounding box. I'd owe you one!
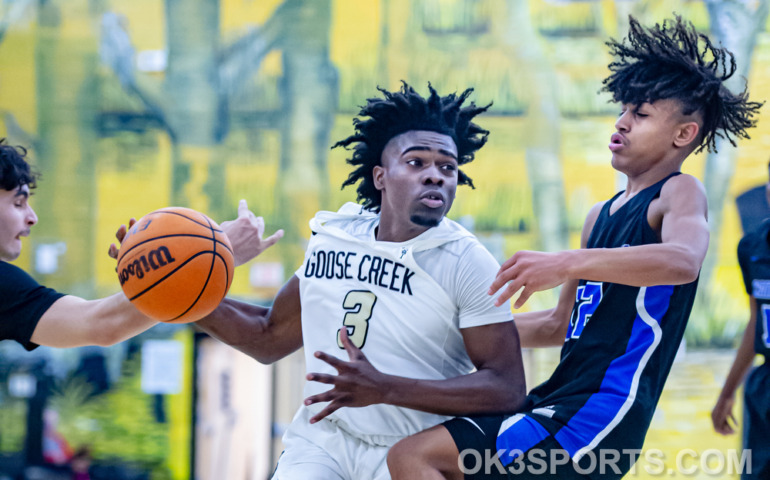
[497,173,699,476]
[737,219,770,359]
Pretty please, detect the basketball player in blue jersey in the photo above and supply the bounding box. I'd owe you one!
[712,161,770,479]
[387,16,763,480]
[196,83,527,479]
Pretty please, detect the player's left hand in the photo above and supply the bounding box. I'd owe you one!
[488,250,570,308]
[221,199,284,267]
[711,395,737,435]
[304,328,388,424]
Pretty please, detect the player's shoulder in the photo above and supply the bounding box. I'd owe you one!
[738,220,770,254]
[310,202,377,239]
[0,260,25,276]
[418,221,495,269]
[582,200,608,232]
[586,200,607,219]
[660,172,706,198]
[0,261,38,290]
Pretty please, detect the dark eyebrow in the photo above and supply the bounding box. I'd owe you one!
[14,188,29,199]
[402,145,458,160]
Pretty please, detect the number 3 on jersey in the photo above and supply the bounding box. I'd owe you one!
[337,290,378,349]
[567,281,603,340]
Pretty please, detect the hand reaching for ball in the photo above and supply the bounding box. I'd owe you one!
[220,199,284,266]
[108,218,136,260]
[107,200,283,266]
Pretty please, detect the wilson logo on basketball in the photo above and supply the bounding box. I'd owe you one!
[118,246,176,285]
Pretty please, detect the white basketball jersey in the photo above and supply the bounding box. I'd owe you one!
[296,203,510,445]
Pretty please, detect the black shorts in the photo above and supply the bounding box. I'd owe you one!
[743,362,770,479]
[443,414,591,479]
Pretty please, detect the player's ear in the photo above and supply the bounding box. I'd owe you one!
[373,165,385,191]
[674,121,700,148]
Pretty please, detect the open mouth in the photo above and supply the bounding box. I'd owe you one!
[420,191,445,208]
[609,133,625,152]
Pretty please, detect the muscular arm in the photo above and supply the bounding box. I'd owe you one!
[712,297,758,435]
[31,293,157,348]
[491,174,709,308]
[305,320,526,420]
[561,175,708,285]
[383,321,526,415]
[195,275,303,364]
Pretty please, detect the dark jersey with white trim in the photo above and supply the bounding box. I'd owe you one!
[737,219,770,358]
[510,174,699,473]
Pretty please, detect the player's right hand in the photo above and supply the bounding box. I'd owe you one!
[108,218,137,260]
[488,250,571,308]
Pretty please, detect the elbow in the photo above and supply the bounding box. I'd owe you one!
[544,314,568,346]
[680,267,700,284]
[670,256,701,285]
[251,351,279,365]
[488,366,528,413]
[664,245,703,285]
[504,382,528,412]
[495,378,527,413]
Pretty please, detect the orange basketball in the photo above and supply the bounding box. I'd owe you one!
[116,207,234,323]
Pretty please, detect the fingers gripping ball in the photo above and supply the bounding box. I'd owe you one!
[116,207,234,323]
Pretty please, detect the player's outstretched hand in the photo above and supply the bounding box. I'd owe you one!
[711,395,737,435]
[304,328,387,424]
[107,218,137,260]
[221,199,284,267]
[488,250,570,308]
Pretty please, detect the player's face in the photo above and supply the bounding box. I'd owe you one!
[0,184,37,261]
[609,99,696,176]
[375,130,458,236]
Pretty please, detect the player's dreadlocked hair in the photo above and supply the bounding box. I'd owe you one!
[334,81,491,211]
[602,15,763,153]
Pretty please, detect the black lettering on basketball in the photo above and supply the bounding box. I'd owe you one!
[119,246,177,286]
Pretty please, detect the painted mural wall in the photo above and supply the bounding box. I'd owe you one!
[1,0,768,478]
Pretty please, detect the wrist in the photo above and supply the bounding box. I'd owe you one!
[717,389,735,402]
[562,249,581,281]
[379,374,408,406]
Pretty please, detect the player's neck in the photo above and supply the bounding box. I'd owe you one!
[622,158,684,196]
[375,220,430,243]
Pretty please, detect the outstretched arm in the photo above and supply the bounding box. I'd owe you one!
[712,297,757,435]
[304,320,526,422]
[195,275,303,364]
[30,293,157,348]
[491,174,709,308]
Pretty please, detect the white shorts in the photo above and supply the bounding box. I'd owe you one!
[271,406,392,480]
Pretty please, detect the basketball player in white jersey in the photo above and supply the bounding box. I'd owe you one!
[196,82,527,479]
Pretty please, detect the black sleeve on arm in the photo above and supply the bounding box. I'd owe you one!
[0,262,65,351]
